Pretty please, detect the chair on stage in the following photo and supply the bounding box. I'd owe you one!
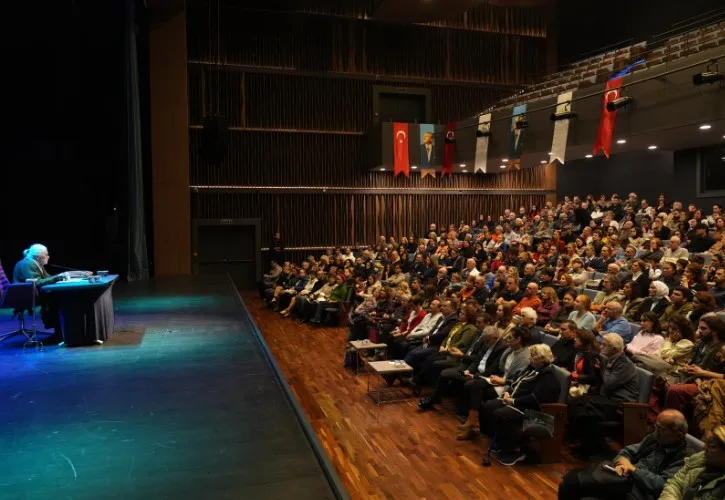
[0,281,49,349]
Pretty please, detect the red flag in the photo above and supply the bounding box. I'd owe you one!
[393,122,409,177]
[593,77,623,159]
[442,121,456,177]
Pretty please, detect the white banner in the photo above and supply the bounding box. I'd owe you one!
[474,113,491,173]
[550,92,573,164]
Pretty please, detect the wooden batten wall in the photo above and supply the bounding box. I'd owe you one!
[165,1,556,267]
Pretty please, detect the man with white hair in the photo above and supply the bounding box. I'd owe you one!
[567,332,639,457]
[660,236,689,264]
[460,258,479,281]
[12,244,68,344]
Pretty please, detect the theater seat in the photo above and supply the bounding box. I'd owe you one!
[584,288,598,301]
[541,333,558,348]
[530,365,571,464]
[597,366,654,446]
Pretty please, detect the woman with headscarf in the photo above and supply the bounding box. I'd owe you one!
[634,280,670,322]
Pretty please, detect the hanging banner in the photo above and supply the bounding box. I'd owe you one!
[420,168,436,179]
[474,113,491,173]
[393,122,410,177]
[508,104,527,170]
[550,91,573,164]
[442,121,456,177]
[419,124,437,168]
[593,77,623,159]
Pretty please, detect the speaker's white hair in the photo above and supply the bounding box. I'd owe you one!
[23,244,48,259]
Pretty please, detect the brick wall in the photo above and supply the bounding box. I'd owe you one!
[493,21,725,107]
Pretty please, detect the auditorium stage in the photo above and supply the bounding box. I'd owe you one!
[0,276,344,500]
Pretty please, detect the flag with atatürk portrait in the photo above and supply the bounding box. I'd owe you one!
[508,104,527,170]
[593,77,623,159]
[393,122,410,177]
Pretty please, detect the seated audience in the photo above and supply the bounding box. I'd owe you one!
[550,319,577,371]
[558,410,689,500]
[418,323,503,412]
[635,281,671,322]
[660,287,694,331]
[626,311,665,356]
[568,329,602,397]
[456,327,532,441]
[543,291,576,334]
[536,286,561,327]
[592,301,633,344]
[479,344,561,466]
[568,333,639,457]
[569,294,596,330]
[659,425,725,500]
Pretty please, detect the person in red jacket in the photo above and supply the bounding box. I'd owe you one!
[387,296,427,360]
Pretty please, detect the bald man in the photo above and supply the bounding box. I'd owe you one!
[559,409,689,500]
[592,301,633,344]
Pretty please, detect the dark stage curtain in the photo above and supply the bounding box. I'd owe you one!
[123,0,149,281]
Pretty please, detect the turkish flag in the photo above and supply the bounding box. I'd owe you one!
[393,122,410,177]
[442,121,456,177]
[593,77,623,159]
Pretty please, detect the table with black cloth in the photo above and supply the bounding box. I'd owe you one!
[42,275,118,346]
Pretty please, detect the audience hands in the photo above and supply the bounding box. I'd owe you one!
[462,370,474,380]
[614,457,636,476]
[489,375,504,385]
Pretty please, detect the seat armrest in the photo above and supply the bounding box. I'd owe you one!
[622,402,650,445]
[538,403,568,464]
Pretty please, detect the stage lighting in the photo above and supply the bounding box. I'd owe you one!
[476,129,492,138]
[692,71,724,85]
[515,120,529,129]
[606,96,634,112]
[550,110,578,121]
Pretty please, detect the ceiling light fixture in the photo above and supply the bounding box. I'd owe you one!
[461,169,467,173]
[585,154,593,158]
[648,145,658,150]
[499,165,506,169]
[692,61,724,85]
[502,158,509,162]
[459,163,466,167]
[411,165,418,170]
[617,139,626,144]
[700,124,712,130]
[540,160,547,164]
[379,167,386,171]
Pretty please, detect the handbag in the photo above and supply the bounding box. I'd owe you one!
[521,408,555,440]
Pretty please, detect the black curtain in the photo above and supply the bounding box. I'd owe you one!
[123,0,149,281]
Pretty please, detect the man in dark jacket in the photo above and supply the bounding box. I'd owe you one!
[403,300,458,372]
[558,409,689,500]
[418,323,504,411]
[551,320,577,371]
[568,333,640,458]
[12,244,69,343]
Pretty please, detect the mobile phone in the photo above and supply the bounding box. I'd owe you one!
[602,464,618,474]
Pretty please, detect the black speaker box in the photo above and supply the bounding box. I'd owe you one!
[202,115,229,164]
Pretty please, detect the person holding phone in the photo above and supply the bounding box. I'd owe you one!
[558,409,689,500]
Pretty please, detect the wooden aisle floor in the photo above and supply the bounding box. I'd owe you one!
[243,292,584,500]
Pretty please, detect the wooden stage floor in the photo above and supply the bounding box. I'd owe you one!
[0,277,339,500]
[243,292,584,500]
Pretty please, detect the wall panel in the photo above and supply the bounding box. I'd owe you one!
[184,1,553,258]
[191,192,546,248]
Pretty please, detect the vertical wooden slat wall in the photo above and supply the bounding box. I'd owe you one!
[185,1,552,250]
